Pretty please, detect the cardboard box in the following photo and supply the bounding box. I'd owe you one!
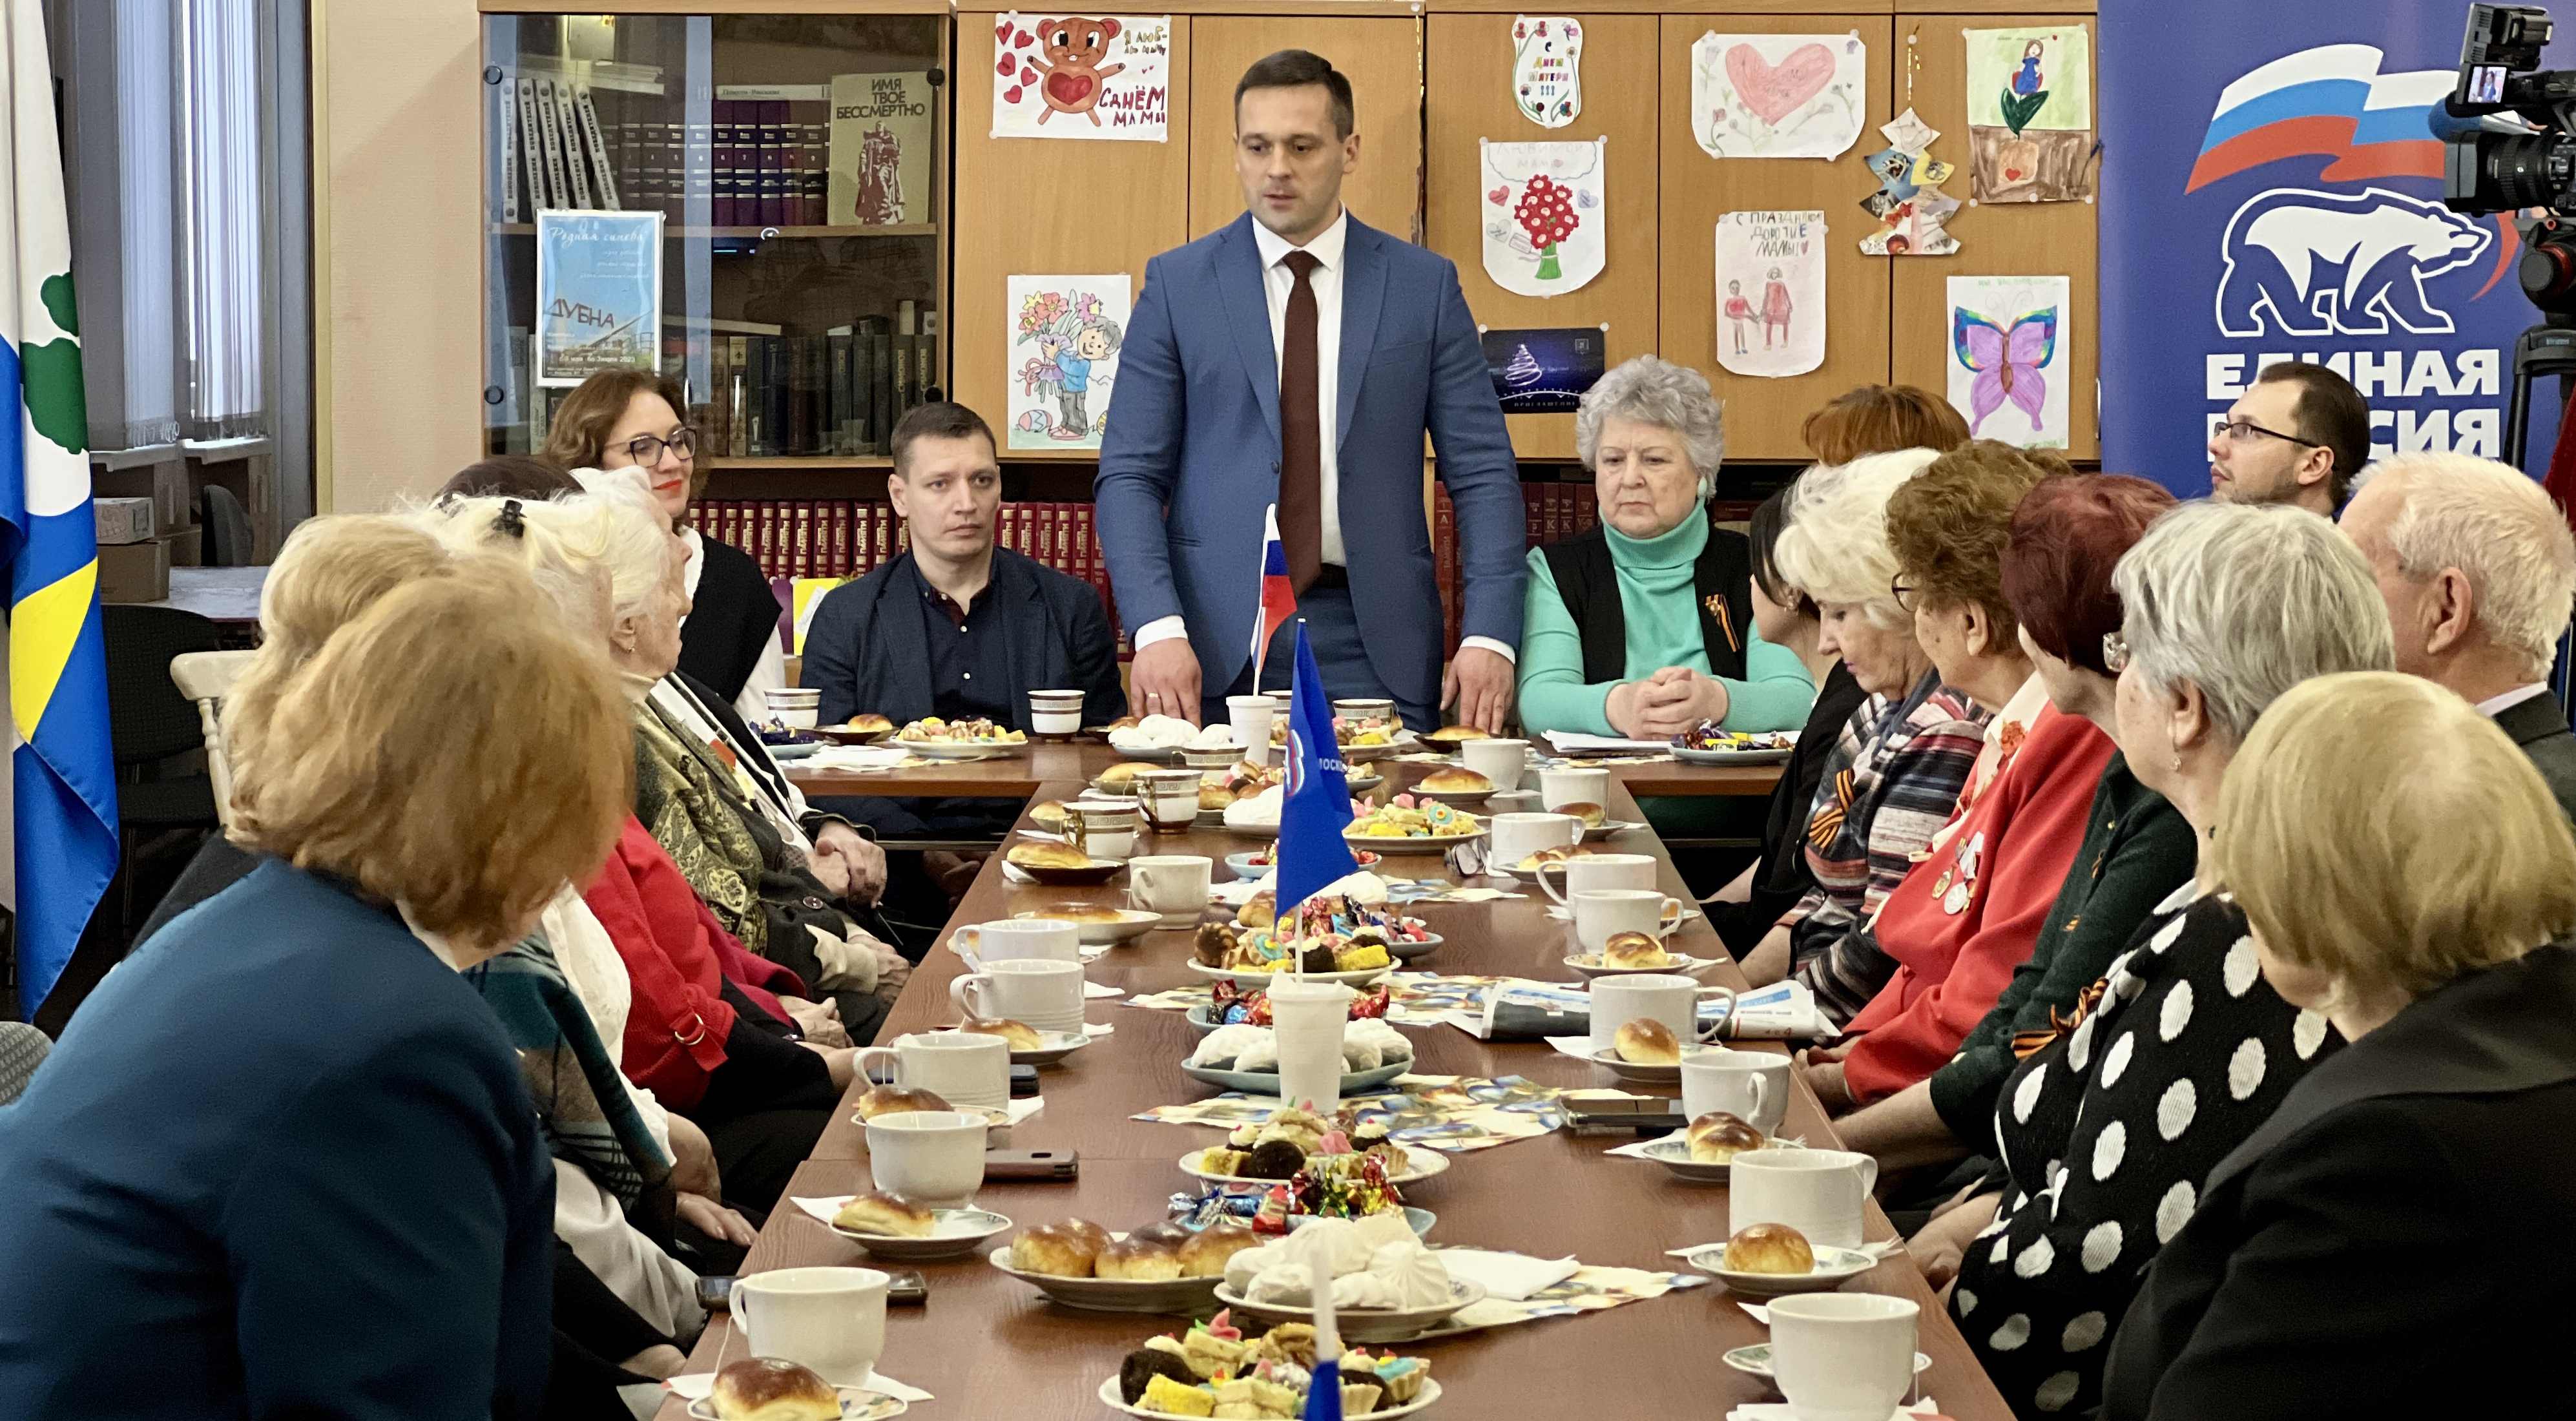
[91,461,191,535]
[163,523,203,568]
[94,496,155,544]
[97,535,172,604]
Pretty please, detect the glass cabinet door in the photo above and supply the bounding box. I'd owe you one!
[482,11,948,468]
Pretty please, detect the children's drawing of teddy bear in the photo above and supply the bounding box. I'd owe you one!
[1033,17,1125,127]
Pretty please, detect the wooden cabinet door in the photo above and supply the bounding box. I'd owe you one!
[1187,17,1423,242]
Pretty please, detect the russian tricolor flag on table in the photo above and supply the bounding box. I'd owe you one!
[1251,503,1297,687]
[2186,44,2452,191]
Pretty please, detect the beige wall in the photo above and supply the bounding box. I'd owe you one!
[315,0,485,513]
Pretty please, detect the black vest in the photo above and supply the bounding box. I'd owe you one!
[1539,515,1752,685]
[678,534,782,705]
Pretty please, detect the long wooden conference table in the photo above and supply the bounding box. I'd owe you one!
[662,748,2012,1420]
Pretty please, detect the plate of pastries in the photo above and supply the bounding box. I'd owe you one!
[1564,931,1721,980]
[954,1014,1092,1066]
[1670,724,1796,765]
[1683,1221,1879,1300]
[1188,981,1397,1036]
[1179,1106,1451,1190]
[814,713,898,746]
[1407,767,1493,806]
[1414,723,1491,756]
[687,1358,906,1421]
[1271,713,1415,763]
[1636,1111,1789,1183]
[1190,895,1431,985]
[1014,902,1163,946]
[892,716,1029,758]
[825,1191,1013,1261]
[1184,1017,1418,1096]
[1098,1314,1439,1419]
[1005,840,1125,886]
[988,1216,1258,1313]
[1342,797,1483,853]
[1224,845,1384,878]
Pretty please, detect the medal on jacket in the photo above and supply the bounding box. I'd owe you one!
[1929,830,1984,915]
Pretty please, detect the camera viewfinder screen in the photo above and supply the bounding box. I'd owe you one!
[2471,64,2511,103]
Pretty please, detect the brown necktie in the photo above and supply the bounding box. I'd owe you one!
[1277,249,1324,594]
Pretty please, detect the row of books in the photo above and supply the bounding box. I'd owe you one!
[701,306,944,459]
[498,77,621,223]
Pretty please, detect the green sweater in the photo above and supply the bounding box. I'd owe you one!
[1516,513,1816,737]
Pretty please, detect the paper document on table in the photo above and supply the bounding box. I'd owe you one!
[1136,1074,1572,1150]
[1442,1258,1709,1330]
[1542,731,1676,754]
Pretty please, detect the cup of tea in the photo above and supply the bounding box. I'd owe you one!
[864,1109,989,1208]
[854,1030,1013,1111]
[1459,736,1532,791]
[1487,811,1581,873]
[950,957,1085,1035]
[950,917,1081,965]
[1134,768,1203,833]
[1586,973,1733,1055]
[1569,887,1685,952]
[1768,1292,1920,1421]
[763,687,822,731]
[1028,689,1085,736]
[1680,1046,1791,1136]
[1539,765,1611,814]
[1067,801,1139,858]
[1729,1148,1881,1250]
[1540,851,1657,906]
[731,1267,890,1386]
[1332,698,1396,724]
[1128,854,1213,927]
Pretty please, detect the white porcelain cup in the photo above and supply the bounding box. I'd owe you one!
[1333,698,1396,723]
[1128,854,1212,926]
[1488,811,1581,871]
[1681,1046,1791,1137]
[1135,768,1203,833]
[1486,789,1543,814]
[1460,736,1532,791]
[1569,887,1686,953]
[1541,851,1657,906]
[764,687,822,731]
[732,1266,890,1386]
[950,917,1080,964]
[1267,979,1357,1112]
[1227,695,1277,759]
[1729,1148,1881,1250]
[854,1030,1012,1112]
[1539,765,1611,813]
[950,957,1085,1035]
[1769,1293,1920,1421]
[864,1109,988,1208]
[1028,689,1085,736]
[1066,802,1139,859]
[1587,973,1734,1055]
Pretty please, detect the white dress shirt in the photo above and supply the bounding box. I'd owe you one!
[1134,209,1512,667]
[681,525,790,723]
[2476,682,2552,717]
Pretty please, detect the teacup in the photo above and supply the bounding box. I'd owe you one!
[950,957,1085,1035]
[1487,811,1581,872]
[732,1266,889,1387]
[1729,1148,1880,1250]
[1067,801,1139,859]
[1540,851,1657,906]
[1460,736,1532,790]
[1569,886,1685,953]
[1681,1046,1791,1136]
[764,687,822,731]
[1332,698,1396,724]
[1129,854,1213,927]
[1028,689,1085,736]
[1134,768,1203,833]
[865,1109,988,1208]
[1587,973,1734,1055]
[950,917,1080,964]
[854,1030,1012,1111]
[1769,1293,1920,1421]
[1539,765,1610,813]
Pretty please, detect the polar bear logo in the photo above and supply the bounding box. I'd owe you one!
[2214,187,2491,338]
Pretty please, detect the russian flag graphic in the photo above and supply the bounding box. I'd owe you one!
[2187,45,2453,192]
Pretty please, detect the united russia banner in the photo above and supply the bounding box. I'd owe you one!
[2103,4,2573,491]
[0,0,115,1019]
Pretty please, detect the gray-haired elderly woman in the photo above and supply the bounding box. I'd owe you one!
[1913,500,2395,1421]
[1517,355,1816,738]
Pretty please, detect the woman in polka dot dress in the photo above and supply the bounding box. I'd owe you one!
[1934,503,2391,1418]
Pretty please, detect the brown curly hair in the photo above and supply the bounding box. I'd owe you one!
[535,369,697,507]
[1802,385,1971,465]
[1885,440,2073,646]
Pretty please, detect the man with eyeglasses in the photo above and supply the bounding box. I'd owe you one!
[2207,360,2371,516]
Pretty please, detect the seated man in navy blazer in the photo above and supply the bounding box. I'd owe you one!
[1097,49,1526,732]
[805,400,1124,732]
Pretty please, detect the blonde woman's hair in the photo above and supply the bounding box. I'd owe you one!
[408,468,670,639]
[223,517,457,822]
[2212,670,2576,1008]
[2363,451,2576,680]
[1771,447,1942,631]
[229,571,632,949]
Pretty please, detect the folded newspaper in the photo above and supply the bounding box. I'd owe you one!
[1466,978,1839,1042]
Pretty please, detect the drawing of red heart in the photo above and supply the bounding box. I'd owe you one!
[1725,42,1836,127]
[995,17,1012,39]
[997,56,1016,75]
[1021,65,1039,85]
[1487,185,1508,205]
[1013,29,1033,47]
[1045,70,1096,106]
[1004,85,1024,105]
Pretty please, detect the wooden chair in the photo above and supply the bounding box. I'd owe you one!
[169,649,255,828]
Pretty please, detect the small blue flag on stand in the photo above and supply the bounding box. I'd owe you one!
[1274,621,1358,916]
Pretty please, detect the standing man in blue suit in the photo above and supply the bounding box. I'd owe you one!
[1096,49,1526,732]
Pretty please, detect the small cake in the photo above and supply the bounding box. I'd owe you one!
[1433,724,1489,743]
[1193,918,1240,968]
[853,1084,950,1120]
[1120,1347,1203,1405]
[1243,1139,1308,1179]
[1196,1147,1252,1177]
[1556,800,1608,829]
[833,1190,934,1237]
[1723,1221,1816,1275]
[1333,942,1393,972]
[1006,840,1094,870]
[1095,1238,1185,1280]
[1614,1017,1683,1065]
[1141,1372,1216,1416]
[1178,1221,1260,1277]
[1601,930,1677,970]
[1238,890,1279,931]
[710,1357,840,1421]
[1686,1112,1766,1164]
[1010,1222,1101,1277]
[958,1015,1044,1050]
[1416,766,1493,794]
[1298,944,1340,975]
[1250,1323,1317,1367]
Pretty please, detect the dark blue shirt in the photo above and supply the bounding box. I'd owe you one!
[915,561,1015,727]
[0,860,554,1421]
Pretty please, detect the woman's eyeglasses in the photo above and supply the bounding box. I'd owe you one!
[1891,578,1920,612]
[619,429,696,466]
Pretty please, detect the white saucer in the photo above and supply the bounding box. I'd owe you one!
[1723,1343,1930,1379]
[1683,1242,1879,1298]
[826,1207,1012,1261]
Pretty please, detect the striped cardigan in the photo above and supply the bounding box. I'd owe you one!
[1779,669,1989,964]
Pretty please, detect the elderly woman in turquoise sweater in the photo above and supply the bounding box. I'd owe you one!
[1519,355,1816,740]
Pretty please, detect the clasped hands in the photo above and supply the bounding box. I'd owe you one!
[1606,666,1732,741]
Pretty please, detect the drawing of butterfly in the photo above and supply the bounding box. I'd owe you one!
[1953,305,2057,435]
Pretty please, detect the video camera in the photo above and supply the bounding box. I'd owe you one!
[2441,5,2576,316]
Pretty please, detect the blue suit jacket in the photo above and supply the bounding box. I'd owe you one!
[0,860,554,1421]
[803,545,1125,731]
[1095,212,1526,707]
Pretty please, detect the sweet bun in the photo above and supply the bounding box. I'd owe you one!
[1178,1222,1261,1277]
[840,713,894,734]
[1199,782,1236,811]
[1238,890,1278,930]
[1194,917,1241,967]
[1130,1220,1194,1247]
[1012,1222,1101,1277]
[1614,1017,1682,1065]
[1028,800,1072,832]
[1417,767,1494,793]
[855,1084,951,1120]
[1686,1112,1765,1163]
[1602,931,1676,969]
[1055,1218,1114,1255]
[1723,1221,1815,1275]
[1006,840,1094,870]
[1435,724,1490,742]
[833,1190,935,1237]
[1557,801,1608,829]
[1094,1237,1184,1280]
[958,1016,1043,1050]
[711,1357,840,1421]
[1096,762,1157,789]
